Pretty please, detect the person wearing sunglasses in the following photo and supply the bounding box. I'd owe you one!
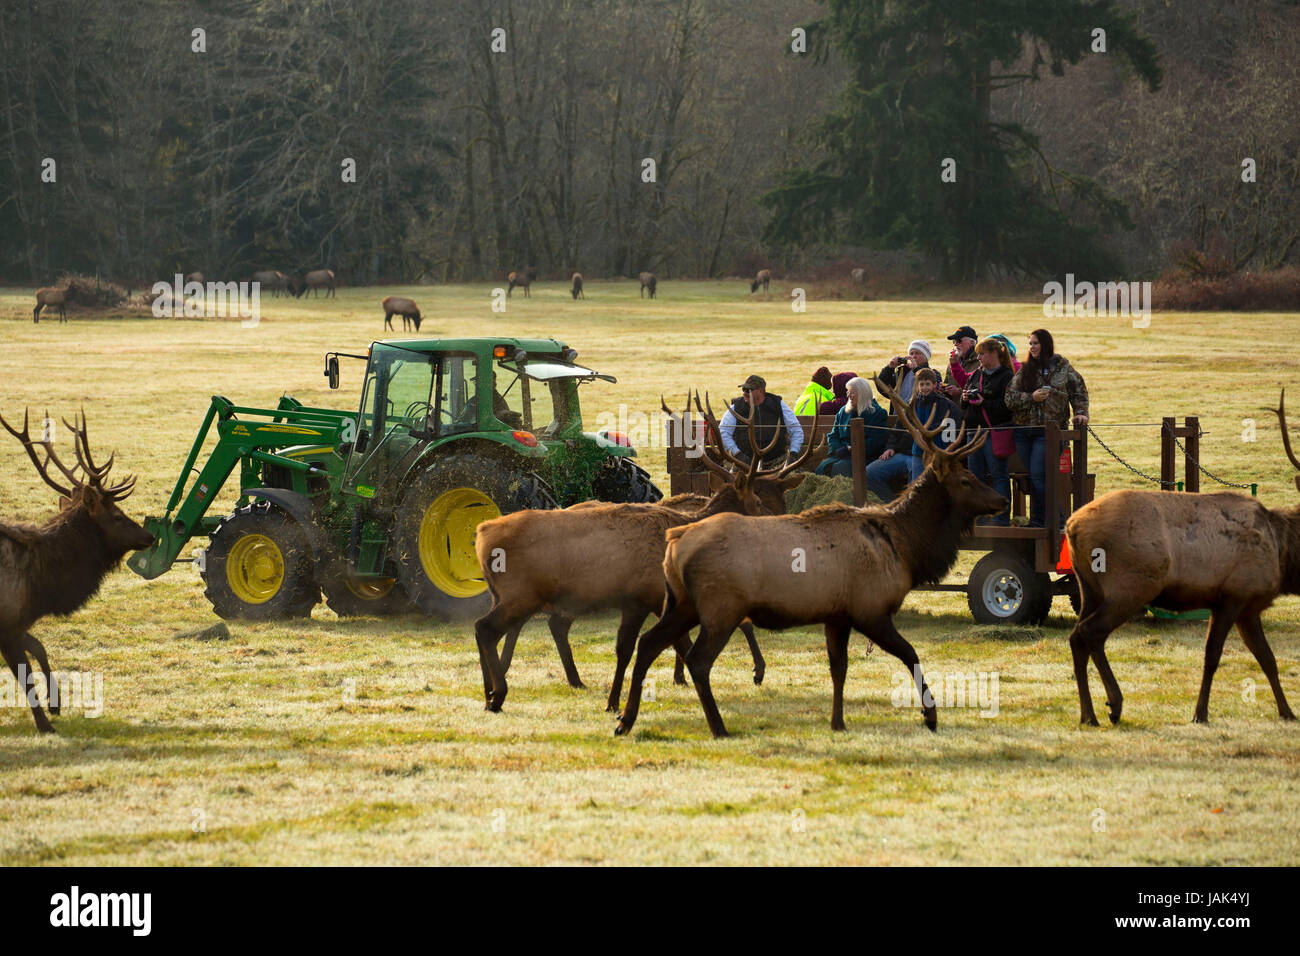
[718,374,804,468]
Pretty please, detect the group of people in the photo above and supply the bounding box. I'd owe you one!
[719,326,1089,528]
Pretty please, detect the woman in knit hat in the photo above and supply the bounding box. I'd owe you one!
[878,339,932,407]
[793,366,834,416]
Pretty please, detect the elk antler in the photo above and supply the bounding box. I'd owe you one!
[61,410,136,501]
[873,375,987,462]
[0,408,81,497]
[763,405,824,479]
[1265,388,1300,474]
[696,391,781,486]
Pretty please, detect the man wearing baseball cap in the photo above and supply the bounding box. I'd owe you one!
[718,373,804,467]
[941,325,980,400]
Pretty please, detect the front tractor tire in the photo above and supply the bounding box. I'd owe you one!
[967,551,1052,626]
[202,502,319,620]
[592,457,663,503]
[395,455,557,620]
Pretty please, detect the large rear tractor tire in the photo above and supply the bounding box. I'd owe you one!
[202,502,319,620]
[968,552,1051,626]
[592,457,663,503]
[395,455,557,620]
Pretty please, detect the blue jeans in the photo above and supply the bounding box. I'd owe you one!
[968,439,1010,524]
[866,453,916,502]
[815,453,855,478]
[1014,429,1046,526]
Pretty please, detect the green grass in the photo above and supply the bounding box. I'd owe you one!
[0,279,1297,865]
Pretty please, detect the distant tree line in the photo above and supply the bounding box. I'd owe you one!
[0,0,1295,285]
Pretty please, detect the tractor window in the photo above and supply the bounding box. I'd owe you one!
[345,344,435,496]
[439,354,479,435]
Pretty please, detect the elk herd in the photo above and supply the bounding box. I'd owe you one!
[2,387,1300,737]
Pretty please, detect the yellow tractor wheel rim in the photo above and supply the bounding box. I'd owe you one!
[417,488,499,598]
[226,533,286,604]
[345,577,397,601]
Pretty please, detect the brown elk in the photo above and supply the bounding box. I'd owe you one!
[615,376,1005,738]
[639,272,657,298]
[571,273,584,300]
[294,269,336,298]
[33,286,75,324]
[382,296,422,332]
[473,393,821,712]
[0,410,154,732]
[252,270,289,297]
[1063,391,1300,727]
[750,269,771,293]
[507,269,537,298]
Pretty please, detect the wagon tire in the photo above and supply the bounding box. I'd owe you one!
[968,552,1051,626]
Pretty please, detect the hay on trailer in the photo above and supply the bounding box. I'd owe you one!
[784,472,862,512]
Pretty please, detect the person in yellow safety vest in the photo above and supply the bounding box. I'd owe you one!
[792,366,834,416]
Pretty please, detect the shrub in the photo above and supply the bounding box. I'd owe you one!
[1151,267,1300,311]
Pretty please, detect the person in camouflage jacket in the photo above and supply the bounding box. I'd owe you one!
[1004,329,1089,526]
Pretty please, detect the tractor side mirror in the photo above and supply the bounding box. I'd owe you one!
[325,355,340,389]
[355,428,369,454]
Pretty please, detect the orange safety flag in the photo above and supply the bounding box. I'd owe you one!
[1056,533,1072,573]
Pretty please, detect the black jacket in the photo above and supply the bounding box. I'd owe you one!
[729,393,789,464]
[959,365,1013,430]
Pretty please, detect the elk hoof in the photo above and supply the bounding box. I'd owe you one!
[604,702,617,713]
[831,721,846,732]
[1281,711,1297,722]
[1107,702,1122,725]
[923,710,937,733]
[568,680,586,690]
[1192,713,1209,724]
[753,665,765,686]
[614,721,629,736]
[673,675,688,686]
[1081,715,1100,727]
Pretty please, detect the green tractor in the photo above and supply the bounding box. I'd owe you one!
[127,337,661,620]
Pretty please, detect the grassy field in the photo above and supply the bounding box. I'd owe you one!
[1,278,1297,865]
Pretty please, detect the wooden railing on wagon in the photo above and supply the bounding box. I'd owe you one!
[664,412,1098,573]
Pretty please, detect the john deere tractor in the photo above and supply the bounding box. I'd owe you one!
[127,337,661,620]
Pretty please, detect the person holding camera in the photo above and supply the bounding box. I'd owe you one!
[878,340,932,407]
[1005,329,1089,527]
[959,338,1015,525]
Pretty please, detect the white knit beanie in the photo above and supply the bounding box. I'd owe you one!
[908,340,932,363]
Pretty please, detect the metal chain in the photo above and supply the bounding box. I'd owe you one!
[1085,425,1168,486]
[1163,423,1255,490]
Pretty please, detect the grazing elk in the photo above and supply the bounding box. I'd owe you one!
[382,296,422,332]
[615,376,1005,738]
[571,272,584,300]
[750,269,771,293]
[252,270,289,297]
[0,410,153,732]
[294,269,336,298]
[33,285,75,324]
[1063,391,1300,727]
[473,393,821,713]
[507,269,537,298]
[639,272,657,298]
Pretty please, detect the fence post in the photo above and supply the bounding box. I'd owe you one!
[850,417,866,507]
[1072,422,1088,508]
[1045,421,1060,565]
[1160,417,1176,490]
[1185,416,1200,493]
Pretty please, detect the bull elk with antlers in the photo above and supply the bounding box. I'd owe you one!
[0,411,153,732]
[473,393,821,712]
[1063,390,1300,726]
[615,375,1005,738]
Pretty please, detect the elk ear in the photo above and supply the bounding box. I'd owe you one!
[58,495,72,511]
[778,472,808,490]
